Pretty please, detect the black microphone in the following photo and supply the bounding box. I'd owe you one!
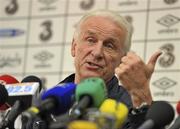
[20,75,45,129]
[0,100,23,129]
[0,84,10,125]
[137,101,174,129]
[0,84,9,108]
[0,75,18,111]
[0,76,41,129]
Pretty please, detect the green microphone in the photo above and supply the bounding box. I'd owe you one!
[70,77,107,119]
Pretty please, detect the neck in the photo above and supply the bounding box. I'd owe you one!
[74,74,81,84]
[74,73,113,85]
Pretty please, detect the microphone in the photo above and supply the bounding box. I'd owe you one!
[0,74,19,85]
[19,75,45,129]
[0,84,9,107]
[177,101,180,115]
[49,78,107,129]
[0,75,19,111]
[137,101,175,129]
[4,75,42,108]
[21,75,43,92]
[0,77,41,129]
[67,120,98,129]
[5,81,40,109]
[0,76,17,129]
[69,77,107,119]
[22,82,76,119]
[168,101,180,129]
[0,84,10,123]
[0,74,18,111]
[99,99,128,129]
[0,100,23,129]
[0,83,10,112]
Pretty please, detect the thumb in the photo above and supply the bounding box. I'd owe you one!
[147,50,162,72]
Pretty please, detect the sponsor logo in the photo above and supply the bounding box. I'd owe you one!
[124,15,133,24]
[118,0,138,6]
[156,14,180,34]
[39,20,53,42]
[38,0,57,11]
[5,0,19,15]
[164,0,178,4]
[0,53,21,68]
[34,50,54,68]
[157,14,180,27]
[153,77,177,97]
[79,0,95,10]
[159,43,175,67]
[0,29,24,38]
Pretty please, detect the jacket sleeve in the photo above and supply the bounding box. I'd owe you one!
[122,105,148,129]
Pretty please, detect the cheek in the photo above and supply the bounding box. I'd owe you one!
[75,45,88,60]
[77,46,85,55]
[106,54,121,68]
[77,44,92,54]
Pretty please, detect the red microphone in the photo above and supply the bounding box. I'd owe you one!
[176,101,180,115]
[0,75,19,111]
[0,74,19,85]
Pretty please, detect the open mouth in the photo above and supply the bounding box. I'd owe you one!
[87,62,103,69]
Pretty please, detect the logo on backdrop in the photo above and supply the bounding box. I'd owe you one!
[152,77,177,97]
[158,43,175,68]
[164,0,178,4]
[79,0,95,10]
[124,15,134,33]
[5,0,19,15]
[118,0,138,6]
[157,14,180,34]
[34,50,54,68]
[38,0,58,11]
[39,20,53,42]
[124,15,133,24]
[0,28,24,38]
[0,53,21,68]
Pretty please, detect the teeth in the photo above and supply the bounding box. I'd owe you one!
[89,62,96,66]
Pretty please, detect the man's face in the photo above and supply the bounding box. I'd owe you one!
[71,16,126,83]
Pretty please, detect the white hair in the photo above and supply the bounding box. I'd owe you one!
[73,10,133,52]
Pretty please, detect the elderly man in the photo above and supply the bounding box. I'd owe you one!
[59,10,162,128]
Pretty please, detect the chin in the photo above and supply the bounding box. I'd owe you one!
[82,73,102,79]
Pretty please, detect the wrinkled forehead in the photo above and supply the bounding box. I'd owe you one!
[79,16,126,41]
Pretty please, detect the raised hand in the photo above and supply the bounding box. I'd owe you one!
[115,50,162,107]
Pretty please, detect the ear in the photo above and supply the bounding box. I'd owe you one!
[71,38,76,57]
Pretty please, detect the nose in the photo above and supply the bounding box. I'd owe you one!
[91,42,103,60]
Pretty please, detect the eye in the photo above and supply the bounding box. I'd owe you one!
[104,42,114,49]
[86,37,96,43]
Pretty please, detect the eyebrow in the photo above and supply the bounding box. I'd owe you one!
[84,29,120,42]
[84,30,97,36]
